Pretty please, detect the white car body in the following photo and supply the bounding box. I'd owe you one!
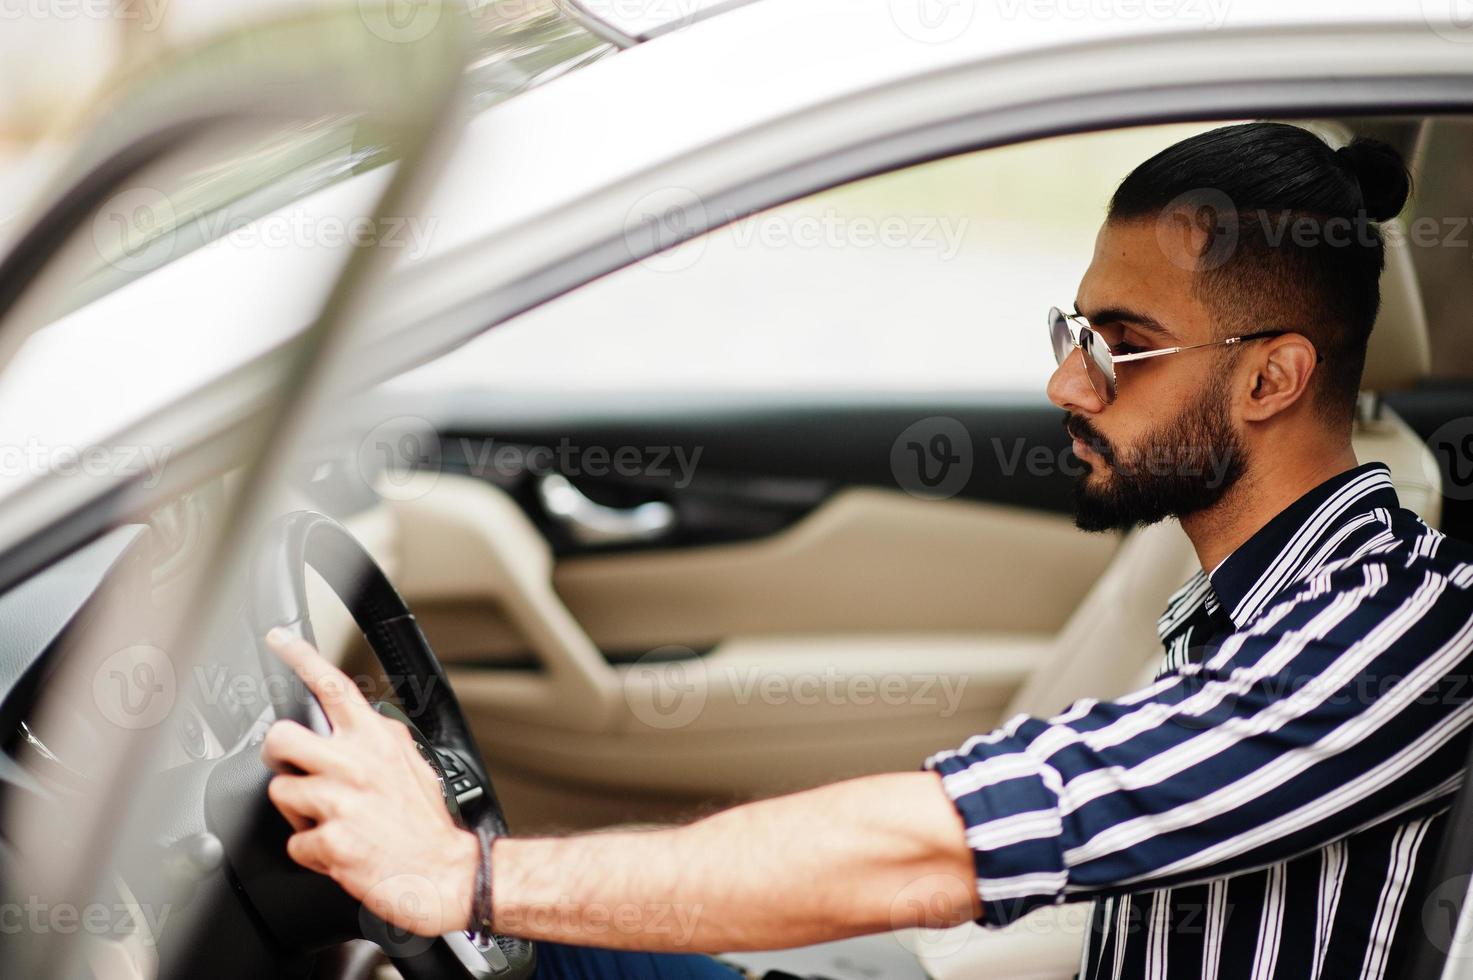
[4,0,1469,517]
[1,4,1471,975]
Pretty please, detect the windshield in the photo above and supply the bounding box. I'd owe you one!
[59,0,612,318]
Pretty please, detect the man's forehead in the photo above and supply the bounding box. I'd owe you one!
[1075,219,1212,341]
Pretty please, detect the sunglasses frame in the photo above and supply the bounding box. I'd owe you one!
[1048,307,1297,404]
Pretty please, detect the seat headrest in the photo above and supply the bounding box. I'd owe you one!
[1362,225,1431,392]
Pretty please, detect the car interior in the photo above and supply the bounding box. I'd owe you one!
[0,110,1469,980]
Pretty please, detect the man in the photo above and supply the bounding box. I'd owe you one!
[260,122,1473,978]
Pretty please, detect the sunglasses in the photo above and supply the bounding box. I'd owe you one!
[1048,307,1294,404]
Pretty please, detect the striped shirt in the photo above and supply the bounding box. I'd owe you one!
[924,462,1473,978]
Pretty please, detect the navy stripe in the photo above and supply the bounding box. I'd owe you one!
[925,463,1473,977]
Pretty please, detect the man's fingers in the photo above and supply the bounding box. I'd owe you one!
[277,806,314,835]
[261,719,347,777]
[286,828,331,874]
[268,774,335,828]
[266,627,369,728]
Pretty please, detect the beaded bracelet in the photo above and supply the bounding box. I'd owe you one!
[470,827,496,949]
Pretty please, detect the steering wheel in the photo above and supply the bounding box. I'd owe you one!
[203,510,535,979]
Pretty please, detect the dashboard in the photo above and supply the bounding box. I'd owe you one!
[0,507,279,794]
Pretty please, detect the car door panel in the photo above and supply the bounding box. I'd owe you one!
[550,487,1112,651]
[349,392,1117,830]
[431,390,1087,555]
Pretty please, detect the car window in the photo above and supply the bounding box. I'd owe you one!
[30,0,613,320]
[391,123,1222,396]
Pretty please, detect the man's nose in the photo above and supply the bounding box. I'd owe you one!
[1046,348,1105,415]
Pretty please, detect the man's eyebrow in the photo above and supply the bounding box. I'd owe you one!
[1072,303,1176,341]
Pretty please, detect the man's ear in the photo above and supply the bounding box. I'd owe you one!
[1241,333,1318,422]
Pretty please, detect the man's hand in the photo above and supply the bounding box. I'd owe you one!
[262,630,980,953]
[260,628,478,938]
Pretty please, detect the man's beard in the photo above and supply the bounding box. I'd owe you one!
[1066,378,1248,533]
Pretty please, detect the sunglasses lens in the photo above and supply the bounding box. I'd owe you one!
[1080,331,1116,403]
[1048,308,1072,366]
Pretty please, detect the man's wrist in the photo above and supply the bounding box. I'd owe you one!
[444,827,480,934]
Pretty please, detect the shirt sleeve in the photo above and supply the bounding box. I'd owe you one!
[924,557,1473,927]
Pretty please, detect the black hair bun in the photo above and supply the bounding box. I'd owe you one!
[1336,137,1412,222]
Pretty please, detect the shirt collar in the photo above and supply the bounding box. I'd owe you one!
[1207,461,1399,630]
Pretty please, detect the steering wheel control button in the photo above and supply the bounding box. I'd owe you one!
[373,701,468,819]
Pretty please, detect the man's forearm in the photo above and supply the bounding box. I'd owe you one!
[491,771,980,953]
